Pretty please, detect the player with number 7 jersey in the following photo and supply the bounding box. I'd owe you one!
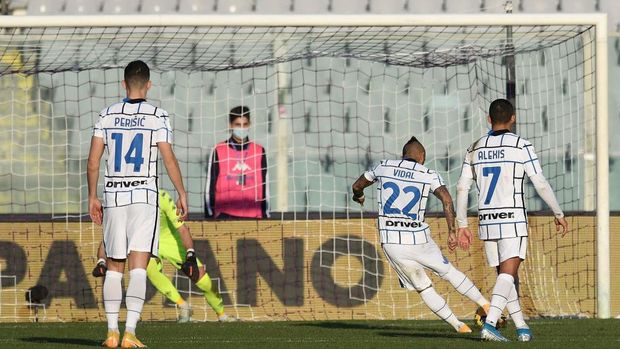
[87,60,188,348]
[456,99,569,342]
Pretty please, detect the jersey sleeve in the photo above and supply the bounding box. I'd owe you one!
[363,161,382,182]
[159,191,184,230]
[521,141,543,177]
[456,147,475,228]
[458,146,475,180]
[154,112,173,144]
[93,115,104,139]
[430,171,445,192]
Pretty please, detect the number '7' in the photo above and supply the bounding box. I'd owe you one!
[482,166,501,205]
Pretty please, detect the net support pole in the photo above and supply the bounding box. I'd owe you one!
[595,16,610,319]
[274,38,289,212]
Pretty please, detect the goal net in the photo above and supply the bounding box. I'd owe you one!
[0,15,608,322]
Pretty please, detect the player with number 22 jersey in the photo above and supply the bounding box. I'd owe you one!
[351,137,492,334]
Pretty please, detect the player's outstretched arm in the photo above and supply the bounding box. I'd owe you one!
[87,136,105,225]
[433,185,467,252]
[158,142,188,219]
[351,174,374,206]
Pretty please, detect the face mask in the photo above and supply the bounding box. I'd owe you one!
[232,127,249,140]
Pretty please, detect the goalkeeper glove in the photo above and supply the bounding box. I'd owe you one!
[181,249,200,283]
[92,259,107,278]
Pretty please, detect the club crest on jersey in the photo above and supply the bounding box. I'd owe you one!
[106,179,148,188]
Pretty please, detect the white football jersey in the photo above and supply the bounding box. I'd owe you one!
[93,99,172,208]
[365,159,445,245]
[460,130,542,240]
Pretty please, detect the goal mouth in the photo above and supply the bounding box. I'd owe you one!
[0,13,610,320]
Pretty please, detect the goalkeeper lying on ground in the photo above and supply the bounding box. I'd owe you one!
[93,189,235,323]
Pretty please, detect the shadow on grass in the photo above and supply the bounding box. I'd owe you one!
[378,331,481,342]
[295,322,480,342]
[294,321,412,331]
[20,337,101,346]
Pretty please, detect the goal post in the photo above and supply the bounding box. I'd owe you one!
[0,14,610,320]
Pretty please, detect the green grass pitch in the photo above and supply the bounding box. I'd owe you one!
[0,319,618,348]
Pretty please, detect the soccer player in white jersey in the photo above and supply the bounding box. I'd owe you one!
[87,60,188,348]
[456,98,569,342]
[351,137,492,334]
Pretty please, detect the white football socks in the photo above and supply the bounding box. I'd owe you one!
[103,270,123,331]
[441,266,489,307]
[125,268,147,334]
[486,273,514,327]
[419,287,462,331]
[506,283,528,329]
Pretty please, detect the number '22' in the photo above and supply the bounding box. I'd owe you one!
[382,182,421,219]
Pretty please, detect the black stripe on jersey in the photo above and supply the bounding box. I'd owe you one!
[484,136,490,148]
[521,175,527,219]
[149,196,159,255]
[478,206,523,211]
[121,102,125,115]
[472,144,522,151]
[115,192,118,207]
[499,223,502,239]
[515,136,521,148]
[513,163,517,208]
[105,175,157,178]
[147,130,154,178]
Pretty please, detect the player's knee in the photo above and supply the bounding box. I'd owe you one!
[440,265,463,283]
[410,271,433,292]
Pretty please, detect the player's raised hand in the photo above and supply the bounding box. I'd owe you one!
[555,217,569,237]
[457,227,473,250]
[176,194,188,220]
[89,197,103,225]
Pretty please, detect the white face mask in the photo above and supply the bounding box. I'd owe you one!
[232,127,249,140]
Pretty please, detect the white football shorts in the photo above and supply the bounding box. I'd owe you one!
[382,239,452,291]
[103,203,159,259]
[484,236,528,267]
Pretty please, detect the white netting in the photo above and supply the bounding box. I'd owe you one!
[0,20,598,321]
